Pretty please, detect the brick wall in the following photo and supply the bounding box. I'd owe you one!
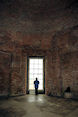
[0,51,11,96]
[0,26,78,99]
[0,0,78,98]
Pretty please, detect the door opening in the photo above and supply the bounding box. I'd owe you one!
[27,57,45,94]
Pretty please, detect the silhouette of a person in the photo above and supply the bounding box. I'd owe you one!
[34,78,39,95]
[65,87,71,92]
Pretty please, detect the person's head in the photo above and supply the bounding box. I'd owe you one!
[36,78,37,80]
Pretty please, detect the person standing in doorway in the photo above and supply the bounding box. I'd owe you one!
[34,78,39,95]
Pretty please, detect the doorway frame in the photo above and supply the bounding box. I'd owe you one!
[27,56,45,94]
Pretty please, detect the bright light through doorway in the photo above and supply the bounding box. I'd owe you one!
[29,58,43,90]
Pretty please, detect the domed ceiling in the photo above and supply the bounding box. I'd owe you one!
[0,0,78,34]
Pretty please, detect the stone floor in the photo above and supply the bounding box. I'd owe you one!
[0,95,78,117]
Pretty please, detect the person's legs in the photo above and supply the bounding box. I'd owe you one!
[35,88,36,95]
[35,88,38,95]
